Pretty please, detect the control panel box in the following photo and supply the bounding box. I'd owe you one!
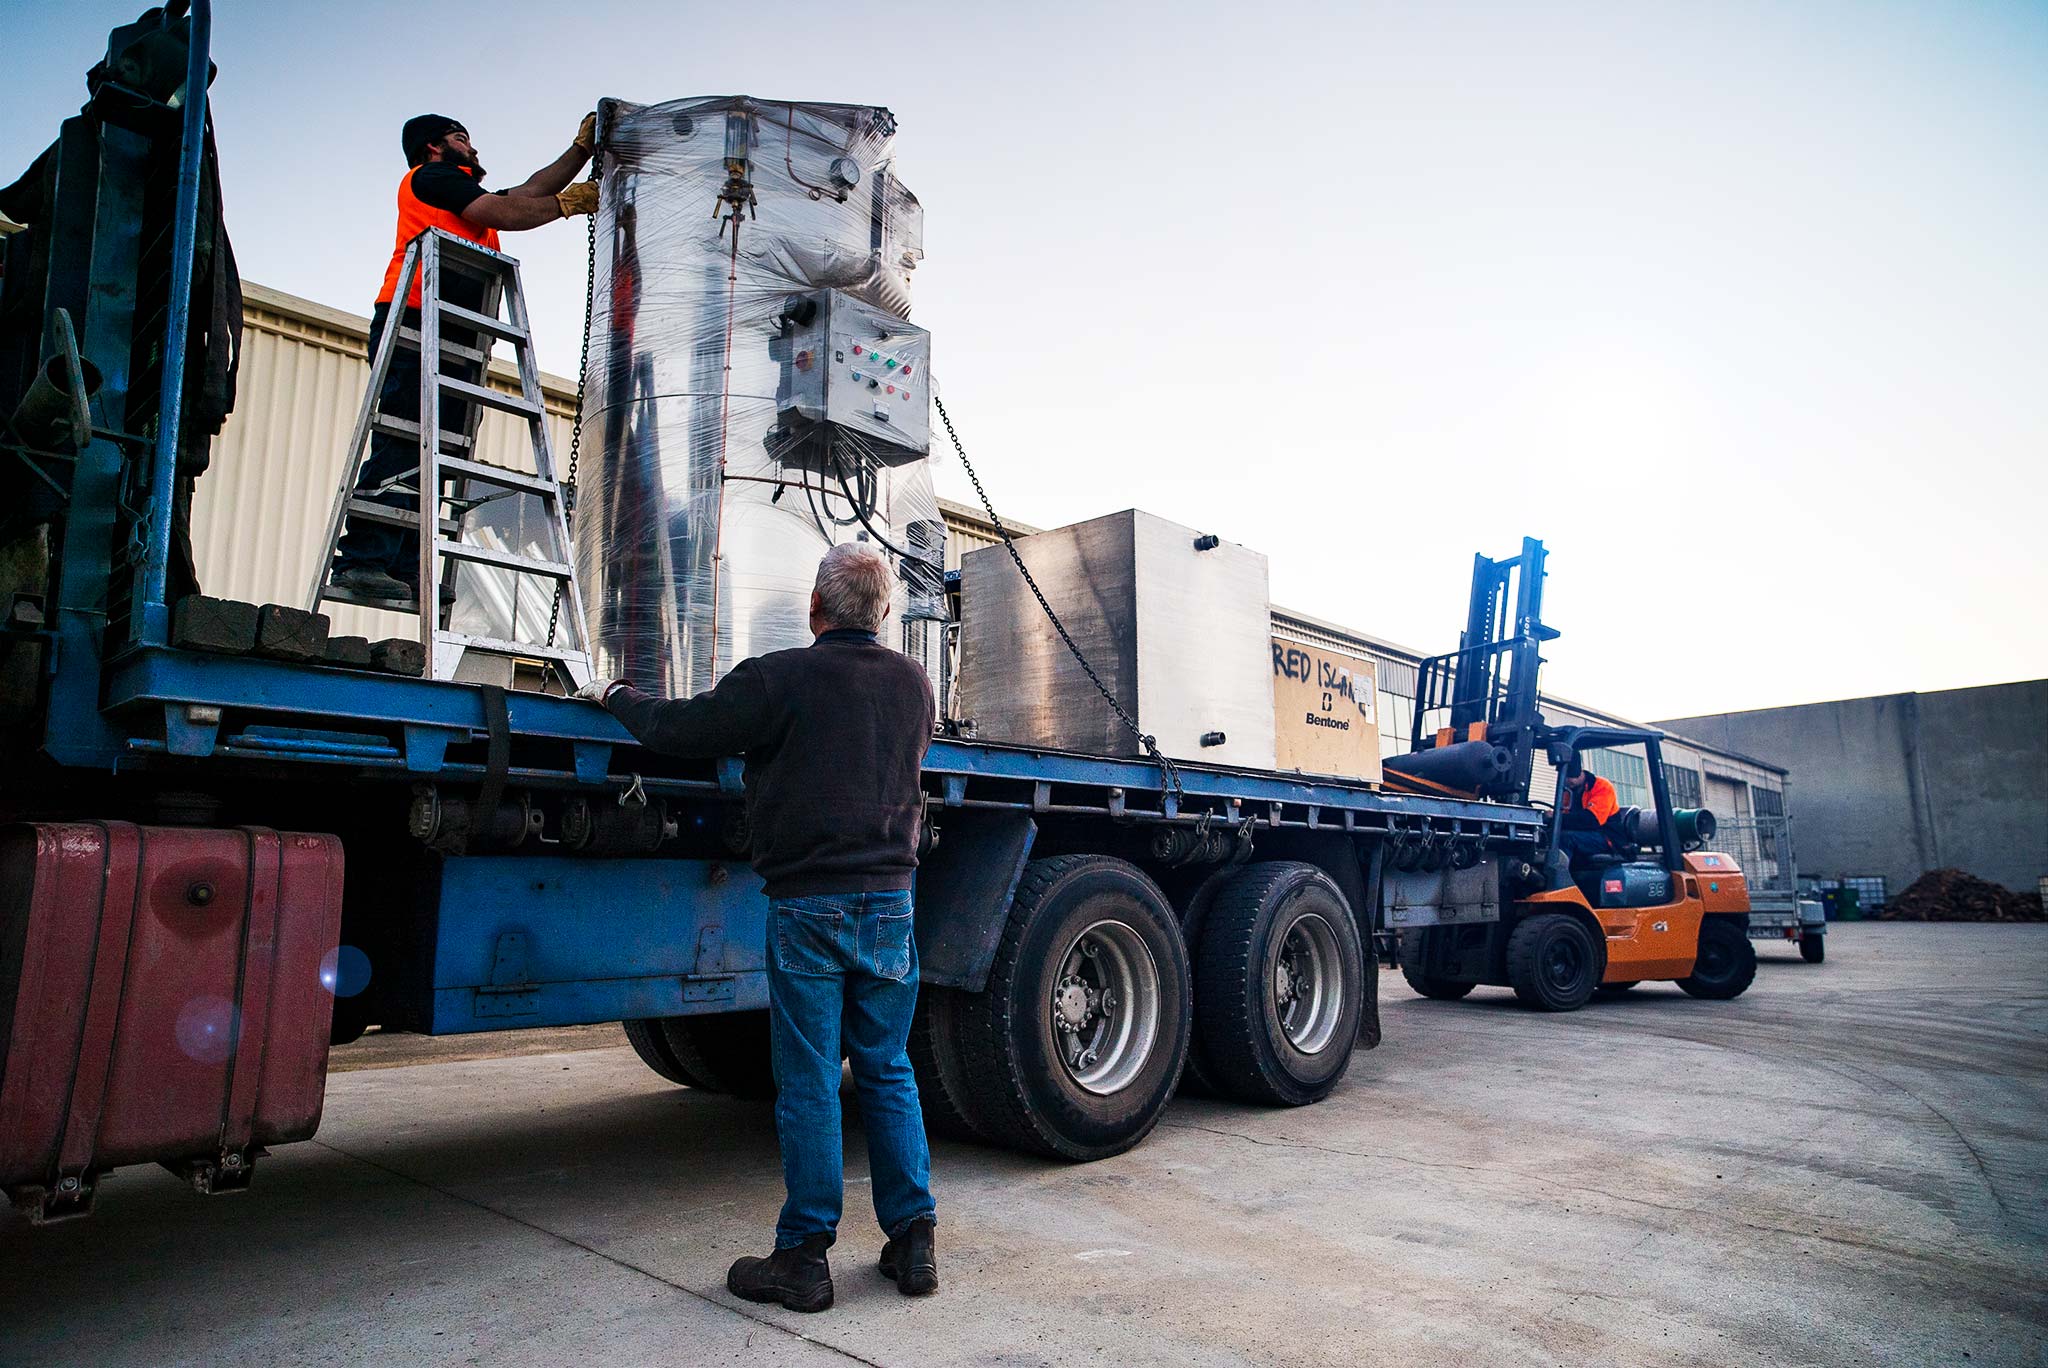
[771,289,931,469]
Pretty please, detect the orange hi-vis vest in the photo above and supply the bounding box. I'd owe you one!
[1566,774,1620,826]
[376,165,499,310]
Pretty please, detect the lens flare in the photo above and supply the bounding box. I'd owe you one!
[174,995,237,1064]
[317,944,373,998]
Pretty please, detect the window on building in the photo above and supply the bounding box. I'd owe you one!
[1663,764,1702,810]
[1378,690,1413,759]
[1752,786,1785,818]
[1581,746,1652,810]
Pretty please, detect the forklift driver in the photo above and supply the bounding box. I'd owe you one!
[1557,760,1620,868]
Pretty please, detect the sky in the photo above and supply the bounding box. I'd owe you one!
[9,0,2046,720]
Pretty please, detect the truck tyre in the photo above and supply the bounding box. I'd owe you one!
[627,1011,777,1099]
[1800,933,1825,964]
[623,1018,708,1089]
[1398,928,1477,1001]
[907,987,987,1141]
[1197,863,1366,1107]
[1679,918,1758,1000]
[1175,869,1234,1097]
[1505,912,1603,1011]
[953,855,1191,1161]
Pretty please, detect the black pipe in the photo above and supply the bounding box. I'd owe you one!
[1382,740,1515,796]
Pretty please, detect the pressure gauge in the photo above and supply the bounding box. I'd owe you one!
[829,157,861,190]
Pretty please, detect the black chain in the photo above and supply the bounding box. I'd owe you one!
[932,393,1183,800]
[548,147,601,646]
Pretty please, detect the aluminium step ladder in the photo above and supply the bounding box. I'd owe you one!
[309,228,592,691]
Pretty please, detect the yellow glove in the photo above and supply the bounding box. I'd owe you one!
[575,112,597,152]
[556,181,599,218]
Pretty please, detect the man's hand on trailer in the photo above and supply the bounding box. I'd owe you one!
[576,677,622,704]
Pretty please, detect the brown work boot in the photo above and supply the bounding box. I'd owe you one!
[878,1217,938,1296]
[727,1233,834,1312]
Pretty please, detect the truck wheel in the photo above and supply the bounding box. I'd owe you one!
[1398,928,1477,1001]
[630,1011,777,1099]
[1800,933,1826,964]
[1679,918,1758,1000]
[1197,863,1366,1107]
[623,1018,708,1089]
[907,987,987,1141]
[1505,913,1602,1011]
[1174,869,1233,1097]
[953,855,1190,1161]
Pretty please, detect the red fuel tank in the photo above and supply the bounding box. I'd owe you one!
[0,822,345,1222]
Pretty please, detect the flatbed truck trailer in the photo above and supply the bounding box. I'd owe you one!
[0,2,1747,1225]
[0,5,1539,1224]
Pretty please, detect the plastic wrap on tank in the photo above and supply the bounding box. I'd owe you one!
[575,95,944,700]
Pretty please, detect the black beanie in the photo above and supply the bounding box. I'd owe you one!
[402,114,467,167]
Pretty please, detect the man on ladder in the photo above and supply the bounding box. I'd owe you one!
[327,112,599,603]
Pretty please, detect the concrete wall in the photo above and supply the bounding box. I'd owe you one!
[1658,680,2048,897]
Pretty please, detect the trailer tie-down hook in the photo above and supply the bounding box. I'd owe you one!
[617,773,646,808]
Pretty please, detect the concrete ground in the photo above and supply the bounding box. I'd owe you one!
[3,922,2043,1367]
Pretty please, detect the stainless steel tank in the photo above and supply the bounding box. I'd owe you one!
[576,96,941,698]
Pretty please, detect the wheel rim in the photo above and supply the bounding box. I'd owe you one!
[1050,918,1161,1095]
[1542,931,1586,992]
[1272,911,1345,1055]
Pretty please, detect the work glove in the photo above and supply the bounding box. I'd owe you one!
[575,112,597,152]
[575,677,620,704]
[556,181,599,218]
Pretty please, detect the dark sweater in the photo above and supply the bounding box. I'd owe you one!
[603,630,936,898]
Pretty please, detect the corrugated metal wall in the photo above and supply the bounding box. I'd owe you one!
[190,284,574,640]
[936,497,1032,571]
[201,283,1784,804]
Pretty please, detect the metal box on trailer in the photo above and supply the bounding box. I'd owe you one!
[955,509,1276,769]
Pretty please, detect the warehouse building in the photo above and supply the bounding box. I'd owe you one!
[938,506,1795,894]
[198,284,1794,888]
[1658,683,2048,904]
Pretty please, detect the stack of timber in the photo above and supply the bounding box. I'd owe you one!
[171,595,422,676]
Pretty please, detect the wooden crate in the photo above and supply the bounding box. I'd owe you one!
[1272,637,1381,785]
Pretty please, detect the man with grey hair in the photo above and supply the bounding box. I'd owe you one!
[580,541,940,1312]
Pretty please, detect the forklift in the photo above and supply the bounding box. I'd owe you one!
[1382,540,1757,1011]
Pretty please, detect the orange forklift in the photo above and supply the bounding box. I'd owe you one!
[1382,540,1757,1011]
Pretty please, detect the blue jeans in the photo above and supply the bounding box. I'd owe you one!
[766,890,935,1249]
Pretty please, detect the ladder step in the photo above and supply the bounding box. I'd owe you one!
[372,413,473,453]
[397,327,489,366]
[431,232,514,270]
[434,539,573,578]
[440,374,543,419]
[346,499,459,535]
[439,455,558,497]
[437,301,526,343]
[435,630,590,666]
[319,584,422,613]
